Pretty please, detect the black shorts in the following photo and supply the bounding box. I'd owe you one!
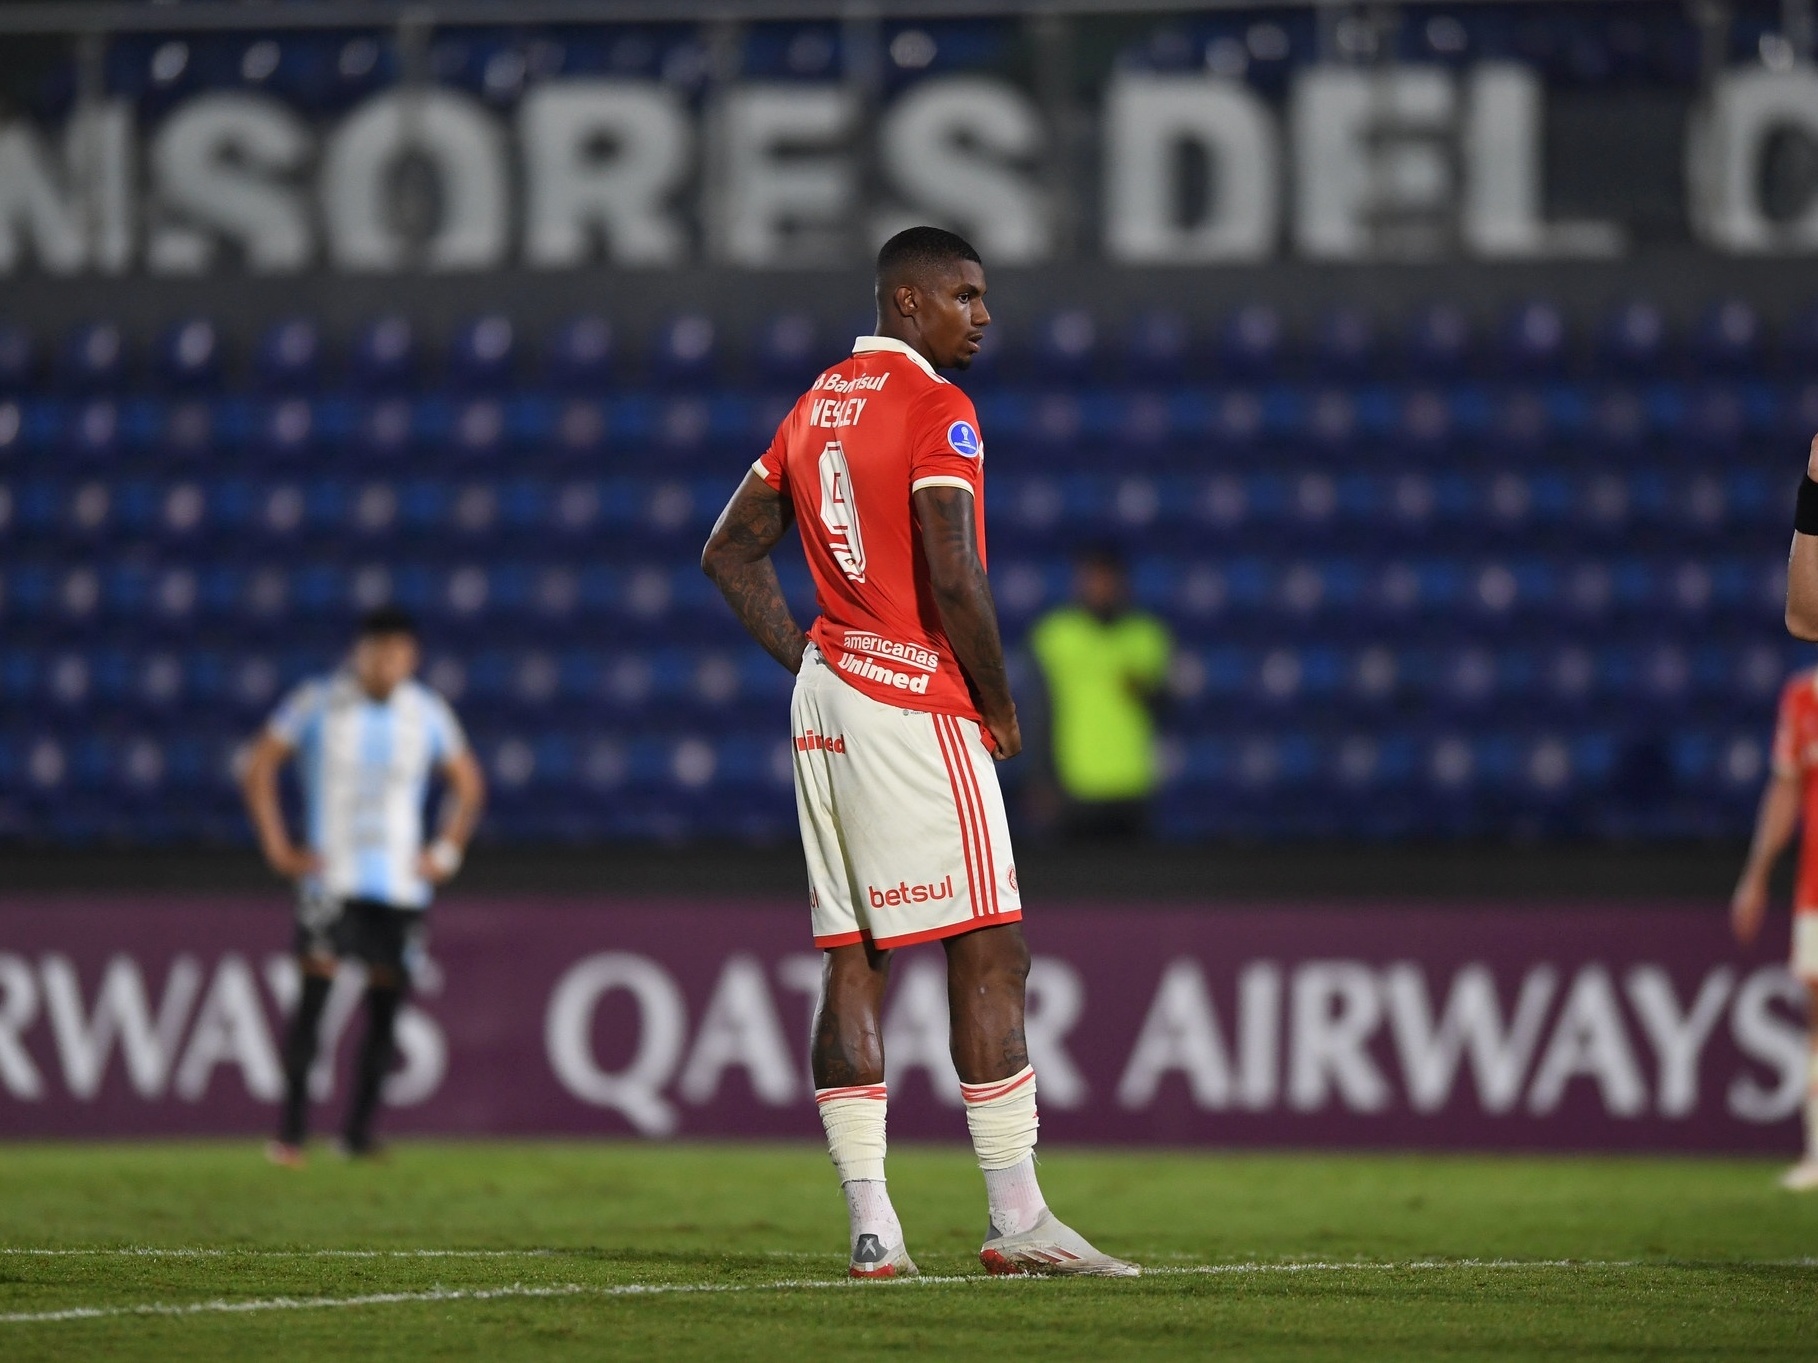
[293,890,425,980]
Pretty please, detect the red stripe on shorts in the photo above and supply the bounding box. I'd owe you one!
[933,713,984,919]
[943,715,998,917]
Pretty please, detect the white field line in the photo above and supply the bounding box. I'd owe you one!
[1,1257,552,1264]
[0,1274,998,1326]
[3,1256,1816,1327]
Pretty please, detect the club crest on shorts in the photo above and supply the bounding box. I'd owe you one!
[946,420,982,459]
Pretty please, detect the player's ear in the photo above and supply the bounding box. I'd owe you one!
[893,282,918,319]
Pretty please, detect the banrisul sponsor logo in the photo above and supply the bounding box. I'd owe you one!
[868,877,954,908]
[813,372,890,394]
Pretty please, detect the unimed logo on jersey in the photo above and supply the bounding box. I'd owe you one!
[837,651,932,694]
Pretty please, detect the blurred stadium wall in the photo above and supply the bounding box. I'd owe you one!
[0,0,1813,1146]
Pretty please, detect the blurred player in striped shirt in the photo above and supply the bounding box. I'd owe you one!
[241,607,484,1165]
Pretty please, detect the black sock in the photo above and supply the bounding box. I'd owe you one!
[344,986,404,1152]
[280,973,332,1145]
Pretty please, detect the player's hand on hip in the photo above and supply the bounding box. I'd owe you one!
[417,839,464,885]
[982,709,1022,761]
[265,843,321,880]
[1730,876,1767,946]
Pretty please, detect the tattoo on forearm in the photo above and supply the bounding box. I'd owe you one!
[718,559,806,673]
[918,488,1013,715]
[704,484,807,674]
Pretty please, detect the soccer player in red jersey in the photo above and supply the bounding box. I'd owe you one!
[702,227,1137,1277]
[1741,435,1818,1189]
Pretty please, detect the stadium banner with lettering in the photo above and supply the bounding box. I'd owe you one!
[0,898,1801,1151]
[5,59,1818,273]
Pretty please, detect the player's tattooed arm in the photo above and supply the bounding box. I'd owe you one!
[914,484,1021,759]
[702,471,808,674]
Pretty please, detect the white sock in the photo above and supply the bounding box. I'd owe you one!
[817,1084,901,1255]
[961,1066,1047,1237]
[842,1179,903,1257]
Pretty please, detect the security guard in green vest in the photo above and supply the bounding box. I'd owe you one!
[1028,544,1173,840]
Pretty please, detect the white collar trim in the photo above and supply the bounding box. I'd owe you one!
[852,335,940,380]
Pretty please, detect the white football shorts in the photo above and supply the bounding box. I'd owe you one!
[791,644,1022,950]
[1794,914,1818,981]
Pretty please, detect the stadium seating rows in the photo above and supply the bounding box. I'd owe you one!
[28,2,1791,123]
[6,299,1818,395]
[0,294,1801,843]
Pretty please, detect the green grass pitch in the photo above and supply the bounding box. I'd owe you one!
[1,1142,1814,1360]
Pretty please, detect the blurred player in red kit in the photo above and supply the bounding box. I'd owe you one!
[701,227,1137,1277]
[1737,434,1818,1189]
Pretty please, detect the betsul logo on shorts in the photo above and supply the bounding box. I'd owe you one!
[868,876,954,908]
[946,421,982,459]
[794,727,846,754]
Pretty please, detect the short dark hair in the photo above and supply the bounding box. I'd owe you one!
[1077,540,1128,574]
[358,605,419,639]
[875,225,982,290]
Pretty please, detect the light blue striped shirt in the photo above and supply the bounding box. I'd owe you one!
[268,671,467,909]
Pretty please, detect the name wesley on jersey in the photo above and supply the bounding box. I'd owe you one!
[809,396,869,427]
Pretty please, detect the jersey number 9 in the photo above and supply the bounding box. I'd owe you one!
[818,440,867,583]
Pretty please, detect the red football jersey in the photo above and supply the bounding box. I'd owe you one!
[754,336,988,720]
[1771,669,1818,913]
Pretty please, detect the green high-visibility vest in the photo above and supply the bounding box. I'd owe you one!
[1029,606,1172,801]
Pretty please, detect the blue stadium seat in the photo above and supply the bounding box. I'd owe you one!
[349,315,419,391]
[448,314,516,389]
[1596,300,1668,376]
[60,322,128,392]
[1498,300,1568,375]
[1216,304,1285,378]
[152,399,218,464]
[1588,389,1647,456]
[156,318,223,390]
[248,396,314,462]
[448,398,507,462]
[64,400,121,462]
[649,314,718,386]
[1782,304,1818,372]
[1405,302,1471,375]
[1123,311,1191,379]
[353,398,412,462]
[0,324,36,391]
[1691,299,1761,374]
[255,317,323,391]
[1035,311,1098,382]
[753,312,822,384]
[544,316,614,390]
[1313,306,1377,377]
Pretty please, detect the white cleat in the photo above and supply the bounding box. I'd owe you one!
[979,1210,1140,1278]
[849,1233,919,1280]
[1778,1159,1818,1192]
